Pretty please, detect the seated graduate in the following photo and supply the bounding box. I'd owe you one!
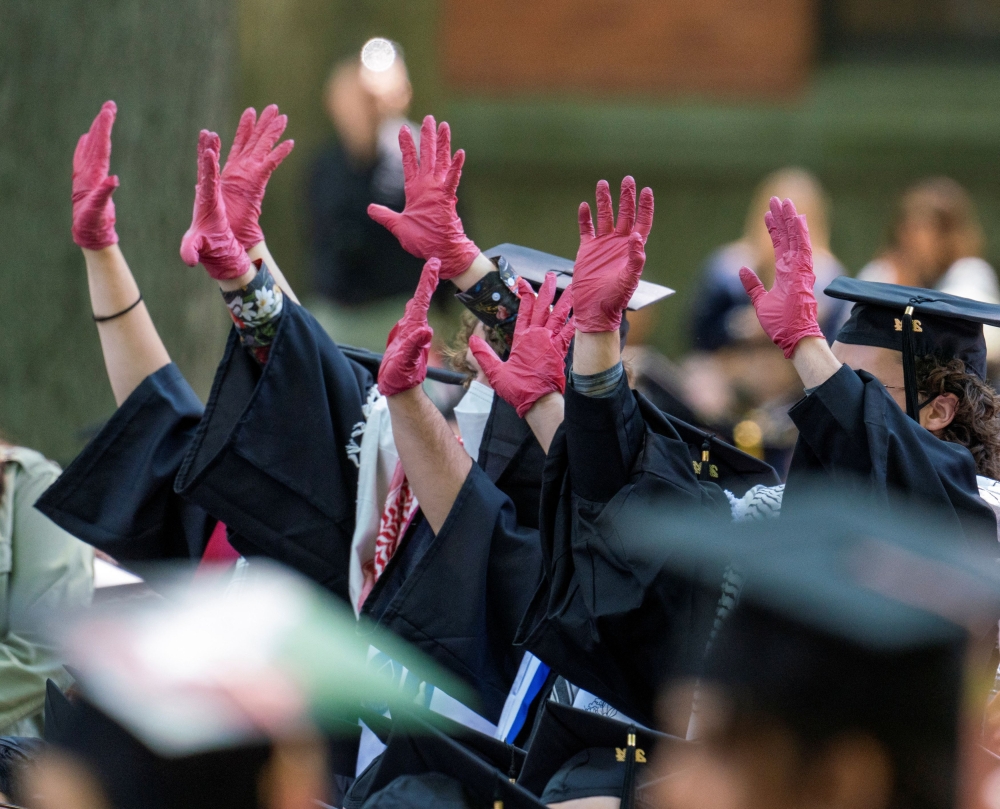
[36,101,296,572]
[642,496,1000,809]
[504,177,740,731]
[734,196,1000,541]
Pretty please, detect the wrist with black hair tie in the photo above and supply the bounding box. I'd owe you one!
[93,293,143,323]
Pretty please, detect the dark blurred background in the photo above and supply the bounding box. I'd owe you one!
[2,0,1000,462]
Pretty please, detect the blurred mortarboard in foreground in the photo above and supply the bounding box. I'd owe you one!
[626,492,1000,809]
[57,561,473,757]
[346,712,543,809]
[484,243,674,310]
[825,277,1000,418]
[517,702,682,807]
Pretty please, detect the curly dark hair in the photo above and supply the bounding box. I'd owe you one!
[916,355,1000,480]
[441,311,508,388]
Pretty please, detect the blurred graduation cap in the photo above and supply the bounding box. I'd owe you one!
[825,277,1000,419]
[517,702,681,809]
[346,712,542,809]
[625,492,1000,809]
[484,243,674,310]
[56,561,473,758]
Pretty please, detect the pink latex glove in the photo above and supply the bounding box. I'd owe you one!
[739,197,825,359]
[572,176,653,333]
[72,101,120,250]
[220,105,295,250]
[367,115,479,280]
[180,131,252,281]
[469,274,575,418]
[378,258,441,397]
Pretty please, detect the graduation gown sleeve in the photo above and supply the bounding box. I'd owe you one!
[361,463,541,725]
[34,363,216,563]
[515,375,730,727]
[786,364,996,544]
[174,301,373,601]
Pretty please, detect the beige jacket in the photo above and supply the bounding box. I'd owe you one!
[0,447,93,736]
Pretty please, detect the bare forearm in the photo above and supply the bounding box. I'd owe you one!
[791,337,843,390]
[248,241,299,305]
[83,245,170,406]
[572,330,620,376]
[449,252,494,293]
[525,392,564,454]
[386,387,473,533]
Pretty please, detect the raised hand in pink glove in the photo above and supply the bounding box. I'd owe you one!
[572,176,653,333]
[739,197,825,359]
[367,115,479,280]
[72,101,120,250]
[378,258,441,397]
[180,131,251,281]
[220,105,295,250]
[469,274,575,418]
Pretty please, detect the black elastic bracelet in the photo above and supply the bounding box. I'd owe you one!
[93,294,143,323]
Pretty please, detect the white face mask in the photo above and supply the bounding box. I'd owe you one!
[453,380,495,463]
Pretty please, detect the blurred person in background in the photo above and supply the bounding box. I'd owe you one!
[858,177,1000,370]
[685,168,849,471]
[306,39,428,350]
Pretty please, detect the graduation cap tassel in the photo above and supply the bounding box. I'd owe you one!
[492,774,505,809]
[621,725,638,809]
[507,743,517,784]
[698,438,712,481]
[901,305,921,421]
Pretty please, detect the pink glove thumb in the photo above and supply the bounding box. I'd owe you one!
[739,267,767,305]
[378,326,433,397]
[367,203,401,233]
[468,335,503,383]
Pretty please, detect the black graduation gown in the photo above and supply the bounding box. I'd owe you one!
[515,375,731,727]
[35,364,217,570]
[785,364,996,544]
[173,301,372,601]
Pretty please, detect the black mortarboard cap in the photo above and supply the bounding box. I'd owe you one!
[348,713,542,809]
[484,243,674,310]
[517,702,681,807]
[625,492,1000,809]
[825,277,1000,418]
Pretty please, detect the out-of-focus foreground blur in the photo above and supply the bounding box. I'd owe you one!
[2,0,1000,461]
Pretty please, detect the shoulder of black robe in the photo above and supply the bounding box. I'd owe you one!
[35,363,216,566]
[477,394,546,529]
[174,301,373,601]
[515,395,730,726]
[786,364,996,545]
[361,463,541,724]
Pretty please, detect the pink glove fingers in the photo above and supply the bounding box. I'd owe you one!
[595,180,615,237]
[578,202,595,240]
[635,186,654,240]
[399,125,419,181]
[572,178,654,333]
[419,115,437,176]
[556,316,576,355]
[367,203,400,232]
[615,176,637,236]
[369,116,478,279]
[550,283,574,328]
[532,273,559,327]
[266,138,296,172]
[739,267,767,306]
[444,149,465,197]
[514,278,537,335]
[72,101,120,250]
[410,257,441,316]
[435,121,452,179]
[228,108,257,163]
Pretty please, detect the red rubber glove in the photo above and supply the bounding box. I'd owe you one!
[378,258,441,397]
[367,115,479,280]
[180,131,252,281]
[572,176,653,333]
[72,101,120,250]
[739,197,825,359]
[220,105,295,251]
[469,274,575,418]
